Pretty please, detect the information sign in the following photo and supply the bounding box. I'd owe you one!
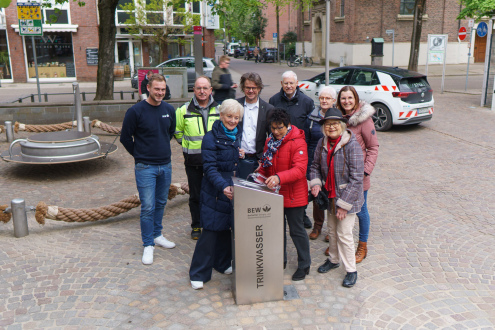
[17,2,43,36]
[86,48,98,66]
[477,22,488,38]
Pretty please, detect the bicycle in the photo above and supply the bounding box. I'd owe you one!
[287,54,313,67]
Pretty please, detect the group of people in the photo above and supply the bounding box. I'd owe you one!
[120,59,379,291]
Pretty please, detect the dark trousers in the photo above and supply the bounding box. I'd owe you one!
[189,229,232,282]
[238,155,259,179]
[284,206,311,269]
[185,164,203,229]
[311,200,326,230]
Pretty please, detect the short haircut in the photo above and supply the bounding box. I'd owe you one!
[267,108,291,127]
[282,70,297,81]
[219,55,230,64]
[195,75,211,87]
[336,86,360,114]
[147,74,166,86]
[240,72,263,91]
[319,86,337,99]
[219,99,244,119]
[146,70,154,75]
[321,121,347,137]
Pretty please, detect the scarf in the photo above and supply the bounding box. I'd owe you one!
[221,122,238,141]
[260,126,292,168]
[324,136,342,199]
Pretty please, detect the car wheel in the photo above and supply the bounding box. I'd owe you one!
[372,103,393,131]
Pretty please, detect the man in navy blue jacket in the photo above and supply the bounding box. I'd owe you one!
[121,74,177,265]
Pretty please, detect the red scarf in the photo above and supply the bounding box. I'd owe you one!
[324,136,342,199]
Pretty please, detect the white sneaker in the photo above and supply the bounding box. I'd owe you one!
[142,246,154,265]
[191,281,203,290]
[224,266,232,275]
[154,235,176,249]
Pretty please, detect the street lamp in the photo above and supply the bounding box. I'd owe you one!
[325,0,330,86]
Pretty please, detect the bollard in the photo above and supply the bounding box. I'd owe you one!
[83,116,91,134]
[72,82,84,132]
[5,121,14,143]
[12,199,29,238]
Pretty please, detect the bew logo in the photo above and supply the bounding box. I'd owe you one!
[262,205,271,212]
[40,35,57,43]
[162,114,170,118]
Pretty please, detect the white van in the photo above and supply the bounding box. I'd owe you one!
[227,43,240,56]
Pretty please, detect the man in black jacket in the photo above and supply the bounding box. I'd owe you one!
[141,70,171,100]
[212,55,237,104]
[236,72,273,179]
[269,70,315,229]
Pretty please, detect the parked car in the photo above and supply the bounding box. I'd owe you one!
[227,43,240,56]
[260,48,278,63]
[244,47,255,60]
[234,47,245,58]
[131,57,217,91]
[298,65,434,131]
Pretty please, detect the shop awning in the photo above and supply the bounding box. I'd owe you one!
[11,24,79,33]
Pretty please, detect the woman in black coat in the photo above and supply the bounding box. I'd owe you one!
[189,99,245,290]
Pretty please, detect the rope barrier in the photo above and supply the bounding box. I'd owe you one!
[0,205,11,223]
[14,121,77,133]
[91,120,121,135]
[0,125,4,134]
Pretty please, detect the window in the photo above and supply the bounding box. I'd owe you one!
[158,59,182,67]
[117,0,133,25]
[41,0,70,24]
[328,68,352,85]
[340,0,345,17]
[173,1,186,25]
[349,69,379,86]
[185,59,207,68]
[399,0,415,15]
[0,30,12,80]
[145,0,164,25]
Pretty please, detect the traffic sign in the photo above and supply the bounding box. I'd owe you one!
[17,2,42,36]
[468,19,474,28]
[477,22,488,38]
[458,27,467,41]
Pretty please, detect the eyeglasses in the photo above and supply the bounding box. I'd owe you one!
[324,122,341,128]
[195,87,211,91]
[319,97,334,101]
[244,87,259,91]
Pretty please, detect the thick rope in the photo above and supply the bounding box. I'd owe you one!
[0,125,4,134]
[33,183,189,224]
[14,121,77,133]
[91,120,121,135]
[0,205,11,224]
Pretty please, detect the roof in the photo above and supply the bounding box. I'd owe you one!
[343,65,426,78]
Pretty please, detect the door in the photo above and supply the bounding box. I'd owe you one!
[474,34,487,63]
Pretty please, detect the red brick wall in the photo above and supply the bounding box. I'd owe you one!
[262,1,300,44]
[70,0,99,82]
[5,3,27,83]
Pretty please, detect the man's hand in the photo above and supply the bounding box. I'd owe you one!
[224,186,233,200]
[336,207,347,221]
[311,185,321,197]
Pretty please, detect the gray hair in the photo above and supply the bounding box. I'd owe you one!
[321,121,347,138]
[319,86,337,99]
[282,70,297,81]
[219,99,244,119]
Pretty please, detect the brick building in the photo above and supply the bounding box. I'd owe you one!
[0,1,217,84]
[310,0,483,66]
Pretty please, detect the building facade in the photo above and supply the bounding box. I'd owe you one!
[1,0,216,84]
[310,0,482,66]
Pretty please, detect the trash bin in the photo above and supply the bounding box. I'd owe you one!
[371,37,384,66]
[231,177,284,305]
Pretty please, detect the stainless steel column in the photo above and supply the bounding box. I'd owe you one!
[5,121,14,143]
[232,177,284,305]
[72,82,83,132]
[83,116,91,134]
[12,199,29,238]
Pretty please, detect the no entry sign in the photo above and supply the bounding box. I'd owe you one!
[458,27,467,41]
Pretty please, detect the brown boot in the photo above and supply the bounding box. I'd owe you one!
[309,228,321,240]
[355,241,367,264]
[324,247,329,256]
[325,235,329,242]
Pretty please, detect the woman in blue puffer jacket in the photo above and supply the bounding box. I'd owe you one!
[189,99,244,290]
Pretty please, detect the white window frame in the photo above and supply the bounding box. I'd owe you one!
[41,0,71,25]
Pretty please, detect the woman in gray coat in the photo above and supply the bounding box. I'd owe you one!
[309,108,364,288]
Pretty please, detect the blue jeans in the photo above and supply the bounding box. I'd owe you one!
[135,163,172,247]
[357,190,370,242]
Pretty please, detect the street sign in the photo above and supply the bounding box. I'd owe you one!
[468,19,474,28]
[273,33,277,38]
[458,27,467,41]
[385,29,394,35]
[17,2,43,36]
[477,22,488,38]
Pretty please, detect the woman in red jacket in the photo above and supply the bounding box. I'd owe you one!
[258,108,311,281]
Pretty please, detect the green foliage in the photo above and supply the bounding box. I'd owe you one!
[281,31,297,43]
[216,0,264,44]
[281,31,296,57]
[458,0,495,21]
[0,0,12,8]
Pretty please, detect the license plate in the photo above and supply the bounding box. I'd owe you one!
[417,107,429,115]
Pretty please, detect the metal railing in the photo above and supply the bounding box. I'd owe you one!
[12,91,137,103]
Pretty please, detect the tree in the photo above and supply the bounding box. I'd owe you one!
[457,0,495,20]
[407,0,426,72]
[248,7,268,45]
[217,0,263,44]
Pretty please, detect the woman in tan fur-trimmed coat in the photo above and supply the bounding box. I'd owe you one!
[336,86,379,264]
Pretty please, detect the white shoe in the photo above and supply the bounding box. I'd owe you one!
[224,266,232,275]
[142,246,154,265]
[191,281,203,290]
[154,235,176,249]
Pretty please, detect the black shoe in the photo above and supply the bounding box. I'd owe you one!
[343,271,357,287]
[292,267,310,281]
[317,259,340,273]
[303,216,312,229]
[191,228,201,240]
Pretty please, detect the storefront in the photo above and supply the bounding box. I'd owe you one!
[0,9,13,82]
[115,38,143,79]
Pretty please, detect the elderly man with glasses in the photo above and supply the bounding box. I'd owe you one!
[235,72,273,179]
[175,76,220,240]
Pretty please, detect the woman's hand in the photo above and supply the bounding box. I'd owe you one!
[311,185,321,197]
[224,186,233,200]
[336,207,348,221]
[239,148,245,159]
[265,175,280,189]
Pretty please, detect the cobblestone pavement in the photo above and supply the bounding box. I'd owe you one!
[1,91,494,329]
